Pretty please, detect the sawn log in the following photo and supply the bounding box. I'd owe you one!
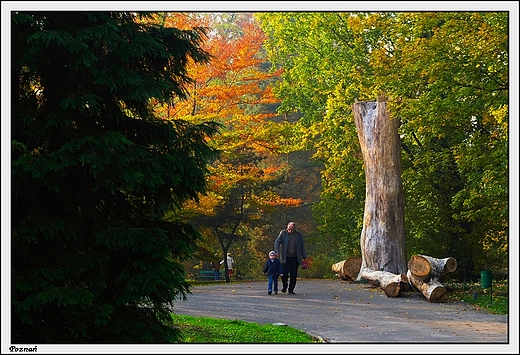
[332,256,362,281]
[359,270,409,297]
[417,254,457,282]
[406,270,447,303]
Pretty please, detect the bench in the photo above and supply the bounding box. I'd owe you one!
[195,270,223,281]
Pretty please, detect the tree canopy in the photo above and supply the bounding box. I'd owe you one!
[257,11,509,279]
[11,11,219,343]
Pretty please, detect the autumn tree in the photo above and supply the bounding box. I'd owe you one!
[11,12,219,343]
[156,12,310,281]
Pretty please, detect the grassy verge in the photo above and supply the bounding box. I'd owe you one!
[445,280,508,315]
[172,314,319,343]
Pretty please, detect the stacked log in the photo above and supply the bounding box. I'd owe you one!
[407,255,457,303]
[414,254,457,282]
[332,254,457,302]
[332,256,362,281]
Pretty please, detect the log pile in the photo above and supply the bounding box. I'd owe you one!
[406,254,457,303]
[332,254,457,302]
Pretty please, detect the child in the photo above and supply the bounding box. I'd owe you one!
[263,251,283,295]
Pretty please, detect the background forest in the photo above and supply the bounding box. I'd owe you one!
[164,12,509,282]
[10,10,510,344]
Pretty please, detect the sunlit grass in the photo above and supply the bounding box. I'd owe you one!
[172,314,319,343]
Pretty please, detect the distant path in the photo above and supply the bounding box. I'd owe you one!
[172,279,510,347]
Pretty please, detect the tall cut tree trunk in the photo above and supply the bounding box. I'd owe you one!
[353,95,407,278]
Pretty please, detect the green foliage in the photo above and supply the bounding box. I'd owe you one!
[256,12,374,259]
[382,12,509,279]
[257,12,509,280]
[11,12,220,343]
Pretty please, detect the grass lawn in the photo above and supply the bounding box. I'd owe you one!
[445,279,508,315]
[172,314,319,343]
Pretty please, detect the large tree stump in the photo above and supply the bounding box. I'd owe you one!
[359,270,409,297]
[407,254,457,302]
[332,256,362,281]
[353,95,407,278]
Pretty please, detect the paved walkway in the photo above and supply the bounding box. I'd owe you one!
[172,279,513,350]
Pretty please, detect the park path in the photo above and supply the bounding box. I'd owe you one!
[172,278,512,350]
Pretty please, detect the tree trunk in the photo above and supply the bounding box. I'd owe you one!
[353,95,407,278]
[332,256,362,281]
[359,270,409,297]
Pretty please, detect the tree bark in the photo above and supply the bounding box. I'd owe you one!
[353,95,407,278]
[359,270,409,297]
[332,256,362,281]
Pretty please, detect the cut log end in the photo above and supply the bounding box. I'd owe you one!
[408,255,430,277]
[444,257,457,273]
[383,283,399,297]
[429,287,448,303]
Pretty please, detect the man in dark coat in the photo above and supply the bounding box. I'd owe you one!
[274,222,308,294]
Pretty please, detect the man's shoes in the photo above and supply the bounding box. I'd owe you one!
[268,291,272,295]
[288,291,296,294]
[281,288,287,293]
[274,291,278,294]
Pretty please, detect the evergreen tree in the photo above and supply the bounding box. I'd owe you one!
[11,12,220,343]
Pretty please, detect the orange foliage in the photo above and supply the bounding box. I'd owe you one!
[148,13,298,218]
[157,13,280,125]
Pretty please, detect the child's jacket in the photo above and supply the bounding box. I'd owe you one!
[263,258,283,277]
